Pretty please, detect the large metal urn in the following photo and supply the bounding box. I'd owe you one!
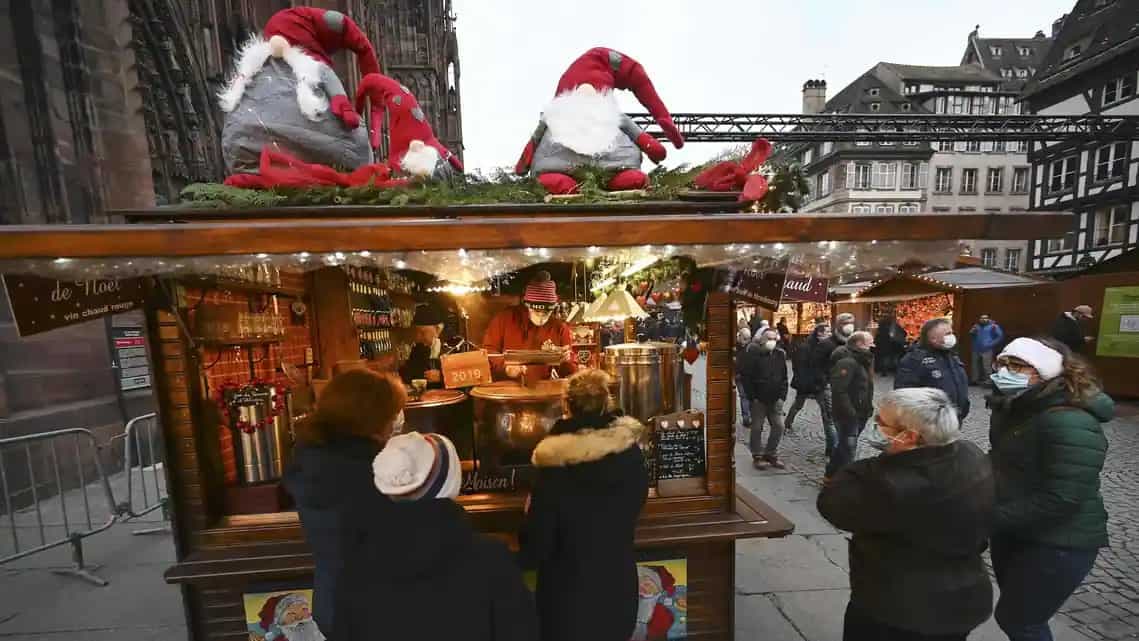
[604,341,684,424]
[470,380,567,470]
[233,385,292,484]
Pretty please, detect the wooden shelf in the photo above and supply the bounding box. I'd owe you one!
[194,337,283,347]
[179,275,298,298]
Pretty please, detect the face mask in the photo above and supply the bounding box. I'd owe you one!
[866,423,907,453]
[990,367,1031,393]
[528,309,551,326]
[941,334,957,350]
[841,323,855,336]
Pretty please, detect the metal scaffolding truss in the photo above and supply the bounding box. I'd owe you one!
[627,113,1139,143]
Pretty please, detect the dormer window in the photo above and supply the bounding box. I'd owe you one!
[1001,68,1013,78]
[1063,44,1082,61]
[1015,68,1029,78]
[1018,46,1033,56]
[990,46,1003,56]
[870,102,881,112]
[869,87,880,97]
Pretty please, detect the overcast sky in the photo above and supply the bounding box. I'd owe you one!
[450,0,1074,174]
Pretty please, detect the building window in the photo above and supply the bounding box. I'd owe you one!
[1046,233,1075,253]
[935,167,953,193]
[869,87,880,97]
[951,95,967,114]
[937,141,954,152]
[1016,141,1029,153]
[854,163,872,189]
[1012,167,1030,193]
[987,168,1004,193]
[822,141,835,156]
[899,204,920,214]
[1095,142,1128,182]
[1103,74,1136,106]
[1001,68,1013,78]
[851,204,872,214]
[873,162,896,189]
[966,140,982,152]
[1063,45,1082,61]
[961,168,978,194]
[855,140,872,147]
[901,163,919,190]
[1005,248,1022,272]
[993,140,1007,152]
[1018,46,1033,56]
[981,248,998,267]
[802,148,814,165]
[870,102,881,112]
[1094,206,1129,246]
[875,204,895,214]
[1048,156,1077,193]
[901,103,912,112]
[990,46,1003,56]
[816,172,831,197]
[1015,68,1029,78]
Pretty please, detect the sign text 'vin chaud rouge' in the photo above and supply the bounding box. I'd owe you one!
[2,274,146,337]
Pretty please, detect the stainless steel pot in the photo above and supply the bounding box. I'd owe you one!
[604,342,684,424]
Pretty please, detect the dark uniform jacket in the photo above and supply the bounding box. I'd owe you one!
[896,344,971,420]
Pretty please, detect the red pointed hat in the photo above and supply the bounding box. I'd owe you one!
[258,595,284,632]
[264,7,380,77]
[554,47,684,149]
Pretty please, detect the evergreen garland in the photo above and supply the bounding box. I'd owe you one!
[178,158,809,210]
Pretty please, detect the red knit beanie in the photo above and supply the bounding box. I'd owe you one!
[523,271,558,304]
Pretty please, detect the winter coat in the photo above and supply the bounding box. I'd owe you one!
[521,414,649,641]
[482,306,576,380]
[791,334,834,394]
[1051,312,1087,353]
[988,380,1113,549]
[895,345,971,421]
[969,321,1005,354]
[737,343,789,402]
[285,437,538,641]
[818,441,995,636]
[831,346,874,423]
[399,341,442,386]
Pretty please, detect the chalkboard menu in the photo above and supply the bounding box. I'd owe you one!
[654,411,707,481]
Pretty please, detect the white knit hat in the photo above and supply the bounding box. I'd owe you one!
[373,432,461,500]
[998,337,1064,381]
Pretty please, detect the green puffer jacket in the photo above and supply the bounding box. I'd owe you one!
[988,380,1113,549]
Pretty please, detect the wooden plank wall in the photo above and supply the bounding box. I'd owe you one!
[704,292,734,508]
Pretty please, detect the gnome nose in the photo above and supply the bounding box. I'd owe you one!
[575,84,599,96]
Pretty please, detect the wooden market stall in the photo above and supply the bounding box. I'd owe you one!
[0,206,1069,640]
[832,266,1054,380]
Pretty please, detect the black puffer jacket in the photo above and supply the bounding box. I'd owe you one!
[895,344,971,420]
[738,342,789,402]
[830,346,874,422]
[521,413,649,641]
[791,332,833,394]
[285,437,538,641]
[818,441,995,636]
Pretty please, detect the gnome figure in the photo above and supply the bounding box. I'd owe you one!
[515,47,685,195]
[218,8,380,184]
[355,72,463,180]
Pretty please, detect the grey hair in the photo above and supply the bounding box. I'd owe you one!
[881,387,960,447]
[919,317,952,346]
[848,330,874,348]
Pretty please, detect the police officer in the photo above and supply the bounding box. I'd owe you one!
[895,317,970,421]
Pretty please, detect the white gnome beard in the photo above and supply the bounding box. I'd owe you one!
[217,35,328,121]
[401,143,441,177]
[280,618,325,641]
[542,88,622,156]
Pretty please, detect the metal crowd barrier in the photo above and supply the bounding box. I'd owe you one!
[0,427,118,586]
[0,413,170,587]
[111,413,170,536]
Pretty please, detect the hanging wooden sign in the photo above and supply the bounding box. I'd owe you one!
[2,274,146,337]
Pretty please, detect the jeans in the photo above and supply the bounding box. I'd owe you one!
[785,386,837,455]
[991,536,1099,641]
[844,602,968,641]
[735,377,751,425]
[971,350,995,384]
[825,416,866,477]
[748,398,785,459]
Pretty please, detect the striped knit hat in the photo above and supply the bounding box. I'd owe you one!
[523,271,558,305]
[373,432,461,501]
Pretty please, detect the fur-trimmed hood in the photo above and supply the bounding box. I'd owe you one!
[532,415,645,468]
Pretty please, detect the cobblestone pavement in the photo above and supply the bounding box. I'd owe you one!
[740,373,1139,640]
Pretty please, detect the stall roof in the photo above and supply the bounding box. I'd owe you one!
[838,266,1048,303]
[0,211,1071,283]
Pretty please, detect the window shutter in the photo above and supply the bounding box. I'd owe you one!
[846,161,855,189]
[919,162,929,188]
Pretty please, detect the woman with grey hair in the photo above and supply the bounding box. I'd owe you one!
[818,387,995,641]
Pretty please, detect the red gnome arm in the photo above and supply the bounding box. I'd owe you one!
[516,121,547,175]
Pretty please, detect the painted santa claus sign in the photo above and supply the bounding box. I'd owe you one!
[516,47,685,194]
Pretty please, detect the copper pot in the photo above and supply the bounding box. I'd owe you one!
[469,380,566,469]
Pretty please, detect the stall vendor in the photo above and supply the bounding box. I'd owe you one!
[483,271,576,381]
[400,303,444,387]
